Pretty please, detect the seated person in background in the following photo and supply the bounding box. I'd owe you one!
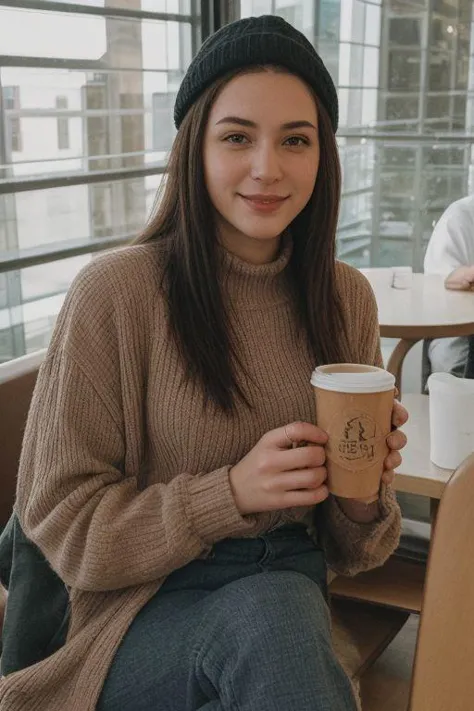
[424,194,474,377]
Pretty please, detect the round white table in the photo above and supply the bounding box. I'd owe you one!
[360,269,474,391]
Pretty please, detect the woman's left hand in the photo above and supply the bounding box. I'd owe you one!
[335,398,409,521]
[381,398,409,487]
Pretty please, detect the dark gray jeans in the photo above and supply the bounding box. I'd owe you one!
[97,524,357,711]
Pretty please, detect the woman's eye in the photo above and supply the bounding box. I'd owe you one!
[224,134,248,145]
[284,136,310,147]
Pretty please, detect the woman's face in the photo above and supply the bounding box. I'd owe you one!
[203,70,320,262]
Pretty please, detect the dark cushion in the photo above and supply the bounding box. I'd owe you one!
[0,513,69,675]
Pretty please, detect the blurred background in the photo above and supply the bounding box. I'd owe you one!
[1,0,473,363]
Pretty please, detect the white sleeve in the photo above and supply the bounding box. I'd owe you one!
[424,202,473,275]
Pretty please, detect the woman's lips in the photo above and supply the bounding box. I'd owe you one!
[239,194,289,213]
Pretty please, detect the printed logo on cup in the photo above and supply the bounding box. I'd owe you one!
[325,409,385,470]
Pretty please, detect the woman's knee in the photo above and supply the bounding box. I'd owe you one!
[197,571,351,706]
[214,571,330,644]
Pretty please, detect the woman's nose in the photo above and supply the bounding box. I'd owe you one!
[249,143,283,183]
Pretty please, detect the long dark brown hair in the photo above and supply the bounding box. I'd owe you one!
[134,67,350,412]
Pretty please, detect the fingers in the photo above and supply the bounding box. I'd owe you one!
[387,429,407,451]
[392,400,408,428]
[277,467,327,492]
[265,422,328,450]
[272,443,326,472]
[282,485,329,508]
[384,450,402,471]
[382,469,396,486]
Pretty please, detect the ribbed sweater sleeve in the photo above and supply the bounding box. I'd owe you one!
[319,265,401,575]
[15,258,260,592]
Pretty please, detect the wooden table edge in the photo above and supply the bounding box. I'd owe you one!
[394,473,448,500]
[380,323,474,339]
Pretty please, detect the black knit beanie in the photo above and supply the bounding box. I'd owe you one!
[174,15,338,133]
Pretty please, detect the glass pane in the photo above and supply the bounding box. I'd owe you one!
[385,96,419,123]
[379,239,414,267]
[365,4,381,46]
[45,0,191,11]
[0,66,181,179]
[389,18,421,46]
[0,254,90,362]
[0,175,164,255]
[388,50,421,90]
[363,47,379,88]
[240,0,272,16]
[0,8,192,71]
[0,0,197,362]
[382,147,417,168]
[428,52,453,91]
[423,146,466,168]
[275,0,304,32]
[349,44,364,87]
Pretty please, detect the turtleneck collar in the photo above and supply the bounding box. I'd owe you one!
[219,236,293,308]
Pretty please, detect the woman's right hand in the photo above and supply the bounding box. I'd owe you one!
[229,422,329,515]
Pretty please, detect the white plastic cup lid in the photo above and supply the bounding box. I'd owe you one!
[310,364,395,394]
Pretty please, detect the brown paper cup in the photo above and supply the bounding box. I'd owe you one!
[311,364,395,499]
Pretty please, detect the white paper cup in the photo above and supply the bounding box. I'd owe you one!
[428,372,474,469]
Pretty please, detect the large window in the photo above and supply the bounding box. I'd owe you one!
[241,0,474,269]
[0,0,198,362]
[2,0,474,362]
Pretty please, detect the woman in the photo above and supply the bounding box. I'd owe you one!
[0,15,406,711]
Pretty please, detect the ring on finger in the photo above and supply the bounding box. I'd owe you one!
[284,425,295,448]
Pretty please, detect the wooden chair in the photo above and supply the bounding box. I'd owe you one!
[330,452,474,710]
[0,349,46,637]
[0,349,408,684]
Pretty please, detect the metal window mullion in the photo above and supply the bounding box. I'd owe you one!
[200,0,215,41]
[6,108,150,118]
[215,0,239,27]
[0,0,193,24]
[0,163,166,195]
[0,233,134,274]
[369,0,390,267]
[0,55,191,73]
[337,131,474,142]
[411,1,430,271]
[190,0,201,56]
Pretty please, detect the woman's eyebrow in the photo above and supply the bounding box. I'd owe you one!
[215,116,317,130]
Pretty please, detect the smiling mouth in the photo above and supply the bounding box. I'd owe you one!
[240,195,289,203]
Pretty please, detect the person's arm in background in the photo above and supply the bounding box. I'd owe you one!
[424,198,474,276]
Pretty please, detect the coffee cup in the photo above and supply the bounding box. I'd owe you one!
[310,364,395,500]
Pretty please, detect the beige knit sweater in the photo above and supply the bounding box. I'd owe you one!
[0,240,400,710]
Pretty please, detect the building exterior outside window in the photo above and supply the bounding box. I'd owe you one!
[56,95,70,150]
[2,86,22,153]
